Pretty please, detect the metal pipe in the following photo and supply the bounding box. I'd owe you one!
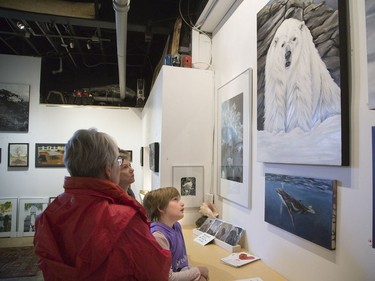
[113,0,130,100]
[54,24,77,68]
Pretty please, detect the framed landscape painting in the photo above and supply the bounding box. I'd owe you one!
[18,198,49,237]
[8,143,29,167]
[257,0,349,166]
[172,166,204,208]
[0,198,17,237]
[265,173,337,250]
[35,143,65,167]
[217,69,252,208]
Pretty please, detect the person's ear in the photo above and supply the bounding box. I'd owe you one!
[104,163,112,180]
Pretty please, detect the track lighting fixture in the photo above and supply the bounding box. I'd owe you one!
[17,21,25,30]
[86,40,91,50]
[69,39,74,49]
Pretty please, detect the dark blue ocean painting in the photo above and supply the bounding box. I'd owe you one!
[265,173,337,250]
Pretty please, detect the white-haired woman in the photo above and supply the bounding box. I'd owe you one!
[34,128,171,281]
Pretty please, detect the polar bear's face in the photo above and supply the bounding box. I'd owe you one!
[270,19,305,70]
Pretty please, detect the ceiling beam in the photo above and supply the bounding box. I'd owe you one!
[0,0,95,19]
[0,8,171,34]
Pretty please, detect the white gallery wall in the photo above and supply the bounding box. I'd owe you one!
[1,0,375,278]
[141,65,214,225]
[211,0,375,280]
[0,54,144,199]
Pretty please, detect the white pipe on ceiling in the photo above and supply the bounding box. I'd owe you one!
[113,0,130,100]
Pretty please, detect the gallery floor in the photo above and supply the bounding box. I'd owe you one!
[0,237,43,281]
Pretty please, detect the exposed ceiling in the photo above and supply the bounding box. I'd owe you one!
[0,0,207,107]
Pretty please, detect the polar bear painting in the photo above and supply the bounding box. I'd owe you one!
[264,18,341,133]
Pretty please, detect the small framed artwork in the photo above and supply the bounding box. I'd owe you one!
[124,150,132,162]
[18,198,49,237]
[119,149,132,162]
[140,147,144,167]
[173,166,204,208]
[35,143,65,167]
[0,198,18,237]
[217,69,252,208]
[149,142,159,172]
[8,143,29,167]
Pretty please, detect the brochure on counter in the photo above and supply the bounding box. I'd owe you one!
[193,232,215,246]
[235,277,263,281]
[221,252,260,268]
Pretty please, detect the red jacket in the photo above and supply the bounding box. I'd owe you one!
[34,177,171,281]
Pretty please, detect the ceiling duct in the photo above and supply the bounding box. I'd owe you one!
[113,0,130,100]
[196,0,243,34]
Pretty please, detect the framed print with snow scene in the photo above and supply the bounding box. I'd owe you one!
[18,198,49,237]
[217,69,252,209]
[257,0,349,165]
[265,173,337,250]
[0,198,17,237]
[172,166,204,208]
[0,83,30,132]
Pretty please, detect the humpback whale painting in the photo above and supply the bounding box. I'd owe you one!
[265,173,337,250]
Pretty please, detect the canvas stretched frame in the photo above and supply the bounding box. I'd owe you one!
[256,0,349,166]
[217,68,252,209]
[18,198,49,237]
[172,166,204,208]
[0,198,17,237]
[265,173,337,250]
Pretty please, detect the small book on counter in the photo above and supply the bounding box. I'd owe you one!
[221,252,260,268]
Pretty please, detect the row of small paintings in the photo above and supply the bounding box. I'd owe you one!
[2,143,133,168]
[198,218,244,246]
[0,197,53,237]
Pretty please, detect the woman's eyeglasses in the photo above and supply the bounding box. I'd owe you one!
[117,156,124,166]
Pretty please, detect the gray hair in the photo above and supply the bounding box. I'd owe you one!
[64,128,118,178]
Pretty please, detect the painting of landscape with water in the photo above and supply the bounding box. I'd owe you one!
[265,173,337,250]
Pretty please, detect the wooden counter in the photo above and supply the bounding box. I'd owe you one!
[183,226,287,281]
